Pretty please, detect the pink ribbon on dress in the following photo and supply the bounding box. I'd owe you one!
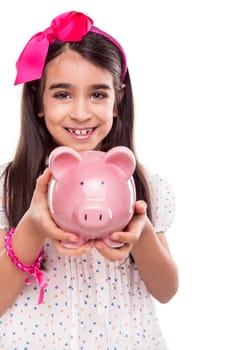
[14,11,93,85]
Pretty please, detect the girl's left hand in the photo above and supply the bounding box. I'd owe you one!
[94,200,148,261]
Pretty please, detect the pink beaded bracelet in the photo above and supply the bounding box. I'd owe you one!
[4,228,47,304]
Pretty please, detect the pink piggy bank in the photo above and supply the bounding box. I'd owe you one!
[48,146,136,248]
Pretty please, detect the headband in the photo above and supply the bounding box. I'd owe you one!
[14,11,127,85]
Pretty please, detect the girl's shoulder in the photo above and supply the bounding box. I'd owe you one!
[143,165,176,232]
[0,163,9,231]
[0,162,9,176]
[0,163,9,190]
[0,163,8,183]
[143,164,175,195]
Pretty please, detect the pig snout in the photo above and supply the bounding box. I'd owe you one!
[75,205,112,229]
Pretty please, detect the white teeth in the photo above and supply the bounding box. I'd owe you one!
[68,128,93,135]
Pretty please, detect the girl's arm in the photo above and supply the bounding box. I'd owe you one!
[0,169,92,316]
[129,201,178,302]
[94,201,179,303]
[130,222,179,303]
[0,220,45,316]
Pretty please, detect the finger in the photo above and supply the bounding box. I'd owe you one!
[110,231,139,245]
[52,239,93,256]
[45,223,82,244]
[94,240,131,261]
[134,200,147,214]
[36,168,52,194]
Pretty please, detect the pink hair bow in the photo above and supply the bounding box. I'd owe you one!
[14,11,93,85]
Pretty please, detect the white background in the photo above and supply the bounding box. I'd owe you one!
[0,1,232,349]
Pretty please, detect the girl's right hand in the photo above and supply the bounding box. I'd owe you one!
[22,168,93,256]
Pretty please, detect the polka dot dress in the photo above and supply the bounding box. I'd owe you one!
[0,165,175,349]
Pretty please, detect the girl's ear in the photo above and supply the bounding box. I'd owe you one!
[119,84,126,102]
[120,84,126,94]
[113,84,126,117]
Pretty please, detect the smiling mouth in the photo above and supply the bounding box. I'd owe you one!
[66,127,95,136]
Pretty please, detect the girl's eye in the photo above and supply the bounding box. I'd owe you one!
[90,92,107,100]
[54,91,72,100]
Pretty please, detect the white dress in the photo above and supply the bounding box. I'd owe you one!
[0,164,175,350]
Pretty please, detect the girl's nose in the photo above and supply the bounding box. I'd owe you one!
[69,112,91,121]
[69,100,91,121]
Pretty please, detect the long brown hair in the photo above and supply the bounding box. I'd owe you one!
[3,29,152,228]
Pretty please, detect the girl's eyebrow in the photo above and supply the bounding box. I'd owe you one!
[49,83,71,90]
[91,84,112,91]
[48,83,112,90]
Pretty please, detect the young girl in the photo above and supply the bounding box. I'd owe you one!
[0,11,178,349]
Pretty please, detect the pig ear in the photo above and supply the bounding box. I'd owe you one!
[104,146,136,179]
[48,146,82,179]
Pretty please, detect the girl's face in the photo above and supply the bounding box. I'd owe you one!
[41,49,117,152]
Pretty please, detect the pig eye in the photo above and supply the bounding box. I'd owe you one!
[101,181,104,184]
[80,181,84,185]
